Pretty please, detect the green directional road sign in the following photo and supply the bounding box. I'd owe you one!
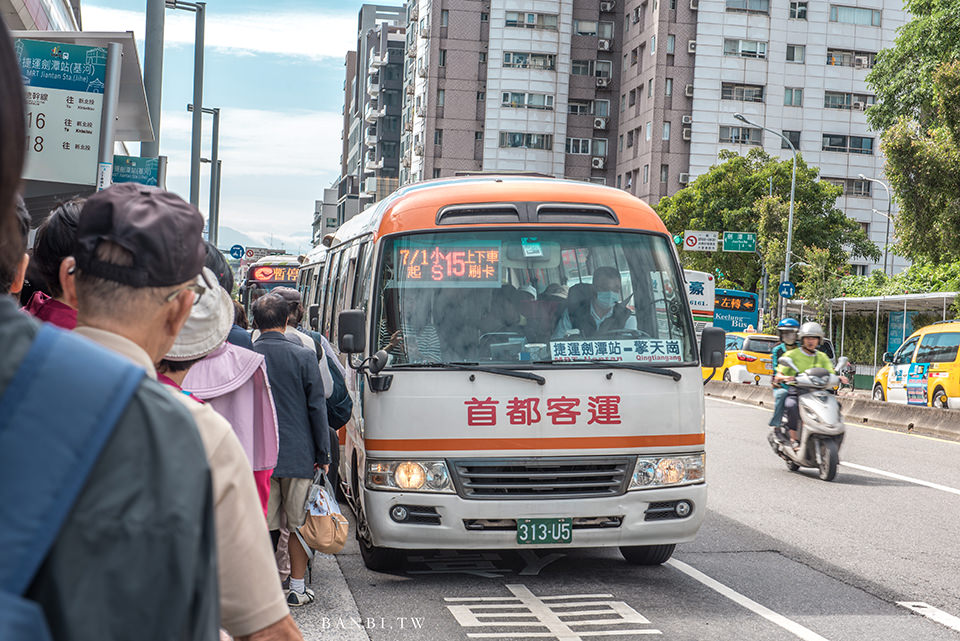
[722,232,757,253]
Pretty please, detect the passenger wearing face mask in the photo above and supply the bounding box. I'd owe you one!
[553,266,637,339]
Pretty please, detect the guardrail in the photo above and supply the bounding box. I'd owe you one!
[704,380,960,442]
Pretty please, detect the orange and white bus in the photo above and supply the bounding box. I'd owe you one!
[310,176,724,571]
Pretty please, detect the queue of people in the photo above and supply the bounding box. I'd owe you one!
[0,21,346,641]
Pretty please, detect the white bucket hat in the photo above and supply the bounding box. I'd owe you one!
[166,267,234,361]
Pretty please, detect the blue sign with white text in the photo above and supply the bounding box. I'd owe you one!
[16,38,106,93]
[230,245,245,260]
[779,281,796,299]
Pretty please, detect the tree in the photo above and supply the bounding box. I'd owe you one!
[866,0,960,133]
[878,62,960,263]
[796,247,845,324]
[655,149,879,293]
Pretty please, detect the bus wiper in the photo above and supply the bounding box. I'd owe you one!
[392,362,546,385]
[532,360,681,382]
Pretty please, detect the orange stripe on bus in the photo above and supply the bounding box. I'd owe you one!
[363,434,705,451]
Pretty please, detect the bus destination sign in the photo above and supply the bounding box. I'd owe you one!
[251,265,299,283]
[397,242,501,287]
[716,292,756,312]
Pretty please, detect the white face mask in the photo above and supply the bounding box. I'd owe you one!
[596,290,620,309]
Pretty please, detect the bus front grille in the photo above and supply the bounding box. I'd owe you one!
[450,457,635,500]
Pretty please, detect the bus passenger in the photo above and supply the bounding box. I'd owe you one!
[379,287,442,363]
[553,266,637,338]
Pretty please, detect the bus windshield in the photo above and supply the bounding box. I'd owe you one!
[375,229,697,366]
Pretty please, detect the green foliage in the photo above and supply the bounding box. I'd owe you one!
[880,62,960,263]
[797,247,845,324]
[837,261,960,317]
[655,148,879,296]
[866,0,960,133]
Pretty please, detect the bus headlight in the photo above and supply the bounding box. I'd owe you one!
[366,460,455,493]
[629,453,705,489]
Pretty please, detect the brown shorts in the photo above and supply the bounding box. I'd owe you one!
[266,476,312,530]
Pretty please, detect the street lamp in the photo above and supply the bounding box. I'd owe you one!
[858,173,892,276]
[734,113,798,317]
[188,104,220,246]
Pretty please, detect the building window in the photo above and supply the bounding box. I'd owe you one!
[850,264,867,276]
[506,11,559,30]
[477,91,485,101]
[662,122,671,140]
[504,92,555,109]
[723,39,767,59]
[827,49,876,68]
[475,131,484,140]
[719,125,762,145]
[645,121,652,141]
[784,87,803,106]
[437,89,445,106]
[830,5,881,26]
[479,52,486,63]
[627,130,634,147]
[593,99,610,116]
[617,174,622,188]
[666,35,675,55]
[726,0,770,14]
[651,35,656,54]
[439,49,447,66]
[660,164,669,183]
[499,132,553,150]
[572,60,593,76]
[618,134,624,151]
[631,48,639,65]
[721,82,765,102]
[480,12,489,21]
[665,78,673,96]
[628,89,636,106]
[434,129,443,145]
[643,164,649,184]
[620,94,626,112]
[593,139,608,156]
[851,179,871,197]
[781,130,800,149]
[647,80,654,98]
[786,45,805,63]
[433,168,442,178]
[441,10,449,26]
[821,134,875,154]
[596,60,613,78]
[565,138,592,154]
[824,90,876,109]
[503,52,556,70]
[789,1,807,18]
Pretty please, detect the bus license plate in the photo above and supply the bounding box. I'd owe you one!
[517,518,572,545]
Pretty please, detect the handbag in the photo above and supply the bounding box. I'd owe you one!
[298,471,349,554]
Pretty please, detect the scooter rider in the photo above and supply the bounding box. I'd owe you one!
[775,322,848,448]
[769,318,800,434]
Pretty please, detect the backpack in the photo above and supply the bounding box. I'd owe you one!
[0,325,144,641]
[324,355,353,429]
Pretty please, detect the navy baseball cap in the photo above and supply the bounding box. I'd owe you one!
[75,183,206,288]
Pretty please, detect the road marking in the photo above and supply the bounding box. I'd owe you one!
[897,602,960,633]
[667,559,831,641]
[446,584,662,638]
[840,462,960,496]
[705,396,960,446]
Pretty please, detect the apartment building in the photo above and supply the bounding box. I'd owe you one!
[400,0,620,184]
[687,0,907,274]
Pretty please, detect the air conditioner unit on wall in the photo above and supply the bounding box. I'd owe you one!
[685,83,694,97]
[682,127,692,141]
[854,56,869,68]
[687,40,697,53]
[600,1,615,12]
[679,172,690,184]
[596,77,610,88]
[852,101,866,110]
[591,157,606,169]
[594,117,608,129]
[681,115,693,125]
[598,39,612,51]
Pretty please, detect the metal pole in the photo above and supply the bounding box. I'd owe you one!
[209,108,219,244]
[873,299,880,373]
[902,298,906,345]
[213,159,222,246]
[96,42,123,191]
[142,0,165,157]
[188,3,206,206]
[885,194,892,275]
[840,301,846,356]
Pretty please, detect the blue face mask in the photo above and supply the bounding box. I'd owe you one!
[596,290,620,309]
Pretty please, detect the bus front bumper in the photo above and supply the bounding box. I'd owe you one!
[362,483,707,550]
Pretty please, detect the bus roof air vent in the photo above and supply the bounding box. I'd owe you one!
[535,204,619,224]
[436,203,523,225]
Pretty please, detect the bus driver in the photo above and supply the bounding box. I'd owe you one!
[553,266,637,339]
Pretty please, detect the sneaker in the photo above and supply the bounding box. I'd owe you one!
[286,587,315,607]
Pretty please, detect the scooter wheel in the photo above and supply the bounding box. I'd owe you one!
[818,439,839,481]
[785,459,800,472]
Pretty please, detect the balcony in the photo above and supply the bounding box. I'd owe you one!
[420,24,431,38]
[364,103,385,122]
[369,52,385,70]
[364,130,377,147]
[367,79,380,97]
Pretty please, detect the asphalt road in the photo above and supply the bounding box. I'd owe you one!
[293,397,960,640]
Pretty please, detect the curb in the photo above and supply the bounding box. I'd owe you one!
[704,380,960,442]
[291,542,369,640]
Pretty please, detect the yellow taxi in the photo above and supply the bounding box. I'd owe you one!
[702,331,778,384]
[873,320,960,409]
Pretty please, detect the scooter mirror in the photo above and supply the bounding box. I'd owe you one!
[836,356,849,370]
[778,355,798,372]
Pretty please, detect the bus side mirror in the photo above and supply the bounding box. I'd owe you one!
[308,304,320,332]
[882,351,893,364]
[700,327,725,368]
[338,309,366,354]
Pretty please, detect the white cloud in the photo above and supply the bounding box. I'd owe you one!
[82,5,359,60]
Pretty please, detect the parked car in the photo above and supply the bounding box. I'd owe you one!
[703,332,778,385]
[873,320,960,409]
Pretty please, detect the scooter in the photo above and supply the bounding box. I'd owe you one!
[767,356,848,481]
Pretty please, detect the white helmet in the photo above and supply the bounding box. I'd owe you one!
[798,321,825,340]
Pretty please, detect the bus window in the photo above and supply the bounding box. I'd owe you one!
[374,229,696,365]
[321,251,343,338]
[331,243,360,348]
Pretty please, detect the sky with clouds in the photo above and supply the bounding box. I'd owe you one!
[82,0,400,253]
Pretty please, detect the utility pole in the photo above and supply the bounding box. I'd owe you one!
[142,0,165,158]
[166,1,205,206]
[189,104,220,245]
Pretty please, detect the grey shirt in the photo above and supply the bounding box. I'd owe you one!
[0,297,220,641]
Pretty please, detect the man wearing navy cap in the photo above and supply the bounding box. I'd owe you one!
[60,183,302,640]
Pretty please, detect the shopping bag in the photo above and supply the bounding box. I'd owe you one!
[299,471,349,554]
